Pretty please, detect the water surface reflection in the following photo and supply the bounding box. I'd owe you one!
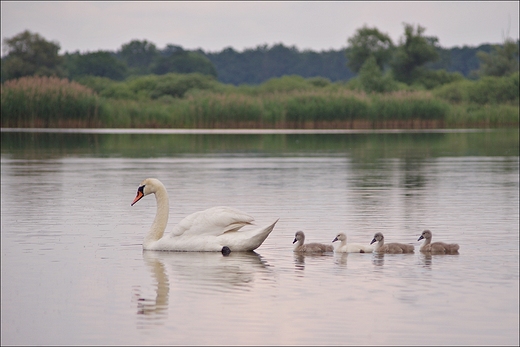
[1,129,518,345]
[2,128,519,159]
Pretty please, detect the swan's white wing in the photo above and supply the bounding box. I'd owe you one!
[170,206,254,237]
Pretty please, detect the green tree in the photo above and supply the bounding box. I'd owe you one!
[117,40,159,74]
[415,69,464,90]
[358,56,397,93]
[1,30,64,81]
[150,47,217,77]
[346,26,394,73]
[149,73,218,99]
[204,44,354,85]
[65,51,128,80]
[390,23,440,84]
[476,38,519,77]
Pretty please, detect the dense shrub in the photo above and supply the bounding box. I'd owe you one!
[433,80,472,103]
[416,69,465,90]
[75,75,118,94]
[467,75,519,104]
[307,77,332,88]
[258,75,314,93]
[434,74,519,104]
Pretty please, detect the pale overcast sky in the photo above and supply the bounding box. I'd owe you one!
[1,1,519,56]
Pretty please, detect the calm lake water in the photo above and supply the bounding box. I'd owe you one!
[1,128,519,345]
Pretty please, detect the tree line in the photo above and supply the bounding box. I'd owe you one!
[2,23,518,130]
[1,24,518,91]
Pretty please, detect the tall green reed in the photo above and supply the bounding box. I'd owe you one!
[369,91,448,121]
[2,75,516,129]
[85,89,450,128]
[1,76,104,127]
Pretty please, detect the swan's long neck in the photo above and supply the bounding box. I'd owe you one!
[293,238,304,250]
[144,187,169,247]
[419,237,431,251]
[374,239,384,251]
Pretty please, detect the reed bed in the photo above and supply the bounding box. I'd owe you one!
[1,76,518,129]
[169,90,448,128]
[445,103,519,128]
[283,90,370,123]
[184,93,265,127]
[369,91,448,121]
[1,76,104,127]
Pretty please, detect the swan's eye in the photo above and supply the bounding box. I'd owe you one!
[138,185,145,194]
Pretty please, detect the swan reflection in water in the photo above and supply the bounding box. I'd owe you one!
[419,253,433,268]
[372,252,422,268]
[133,250,273,327]
[333,252,348,266]
[132,252,170,319]
[418,252,459,268]
[294,252,351,270]
[294,252,336,271]
[372,252,385,267]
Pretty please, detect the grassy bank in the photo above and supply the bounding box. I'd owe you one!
[1,75,518,129]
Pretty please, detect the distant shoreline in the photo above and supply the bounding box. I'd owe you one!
[0,127,496,135]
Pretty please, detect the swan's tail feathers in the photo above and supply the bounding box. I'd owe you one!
[219,218,278,252]
[246,218,280,251]
[266,218,279,233]
[223,221,253,233]
[247,218,279,251]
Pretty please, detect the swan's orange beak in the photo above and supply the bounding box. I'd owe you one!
[131,190,144,206]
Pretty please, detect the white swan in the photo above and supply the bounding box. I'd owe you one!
[370,232,414,254]
[332,233,373,253]
[131,178,278,252]
[292,231,334,253]
[418,230,459,254]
